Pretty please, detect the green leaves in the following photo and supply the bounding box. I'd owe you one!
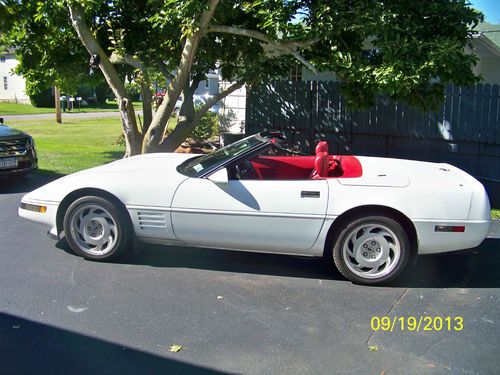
[189,108,219,143]
[1,0,484,114]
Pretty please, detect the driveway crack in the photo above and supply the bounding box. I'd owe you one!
[365,287,409,344]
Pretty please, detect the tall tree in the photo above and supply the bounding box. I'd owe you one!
[0,0,483,156]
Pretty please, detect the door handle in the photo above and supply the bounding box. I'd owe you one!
[301,191,320,198]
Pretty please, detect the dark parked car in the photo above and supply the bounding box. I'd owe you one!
[0,118,37,177]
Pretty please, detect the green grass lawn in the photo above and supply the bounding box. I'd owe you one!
[10,115,176,175]
[0,102,56,115]
[0,101,143,115]
[11,117,125,175]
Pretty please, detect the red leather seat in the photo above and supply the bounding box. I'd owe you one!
[311,141,329,179]
[316,141,328,154]
[312,152,328,179]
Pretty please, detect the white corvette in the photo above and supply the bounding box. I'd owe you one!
[19,132,491,285]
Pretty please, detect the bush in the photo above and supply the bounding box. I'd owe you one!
[125,81,141,101]
[29,88,55,108]
[95,82,112,104]
[76,85,93,99]
[189,111,219,142]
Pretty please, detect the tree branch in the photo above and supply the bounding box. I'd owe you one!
[198,0,220,32]
[206,25,320,74]
[207,25,321,48]
[110,52,144,70]
[68,3,141,156]
[194,80,244,123]
[109,52,153,133]
[156,59,175,81]
[288,50,319,74]
[143,0,221,152]
[189,74,204,91]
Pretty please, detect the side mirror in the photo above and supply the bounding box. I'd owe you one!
[208,168,228,185]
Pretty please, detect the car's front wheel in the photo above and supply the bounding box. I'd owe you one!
[331,215,411,285]
[63,196,130,261]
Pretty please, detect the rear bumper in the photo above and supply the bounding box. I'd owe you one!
[415,219,490,254]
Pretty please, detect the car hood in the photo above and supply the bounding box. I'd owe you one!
[74,152,195,176]
[0,125,28,139]
[22,152,195,206]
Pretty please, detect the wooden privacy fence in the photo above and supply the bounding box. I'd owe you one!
[246,81,500,207]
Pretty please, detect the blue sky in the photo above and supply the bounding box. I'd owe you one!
[470,0,500,23]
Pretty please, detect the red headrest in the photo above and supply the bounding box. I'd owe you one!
[312,152,329,179]
[316,141,328,154]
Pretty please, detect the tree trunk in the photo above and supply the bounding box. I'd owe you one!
[141,35,200,153]
[54,86,61,123]
[159,83,197,152]
[118,98,142,157]
[159,81,244,152]
[140,78,153,134]
[68,4,142,157]
[142,0,221,153]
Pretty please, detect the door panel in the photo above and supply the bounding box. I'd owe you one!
[171,178,328,253]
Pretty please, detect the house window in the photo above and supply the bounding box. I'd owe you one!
[3,77,7,90]
[289,65,302,81]
[0,56,5,63]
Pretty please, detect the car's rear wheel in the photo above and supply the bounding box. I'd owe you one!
[63,196,130,261]
[331,215,410,285]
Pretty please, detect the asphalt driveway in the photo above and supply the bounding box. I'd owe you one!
[1,174,499,375]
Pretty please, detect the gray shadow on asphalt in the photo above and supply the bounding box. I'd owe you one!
[55,237,500,288]
[389,238,500,288]
[0,312,228,375]
[0,171,63,194]
[56,237,340,281]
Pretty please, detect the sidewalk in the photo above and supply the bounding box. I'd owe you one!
[488,219,500,238]
[3,110,143,122]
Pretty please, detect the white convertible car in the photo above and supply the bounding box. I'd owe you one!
[19,132,491,285]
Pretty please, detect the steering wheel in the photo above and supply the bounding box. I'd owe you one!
[233,160,258,180]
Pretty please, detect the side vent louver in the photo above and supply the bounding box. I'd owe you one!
[137,211,167,231]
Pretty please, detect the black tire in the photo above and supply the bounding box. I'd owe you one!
[63,195,131,261]
[331,215,410,285]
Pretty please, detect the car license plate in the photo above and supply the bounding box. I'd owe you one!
[0,157,18,169]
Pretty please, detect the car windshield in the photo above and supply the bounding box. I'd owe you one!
[177,134,268,177]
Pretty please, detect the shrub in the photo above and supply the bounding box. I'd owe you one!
[29,88,55,108]
[95,82,112,104]
[125,81,141,101]
[189,111,219,142]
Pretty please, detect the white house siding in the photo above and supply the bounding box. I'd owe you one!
[194,72,220,97]
[468,35,500,85]
[0,53,30,103]
[474,57,500,85]
[219,81,246,134]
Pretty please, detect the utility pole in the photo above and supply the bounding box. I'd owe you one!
[54,86,62,123]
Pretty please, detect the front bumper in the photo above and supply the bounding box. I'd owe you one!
[0,154,38,176]
[18,198,59,239]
